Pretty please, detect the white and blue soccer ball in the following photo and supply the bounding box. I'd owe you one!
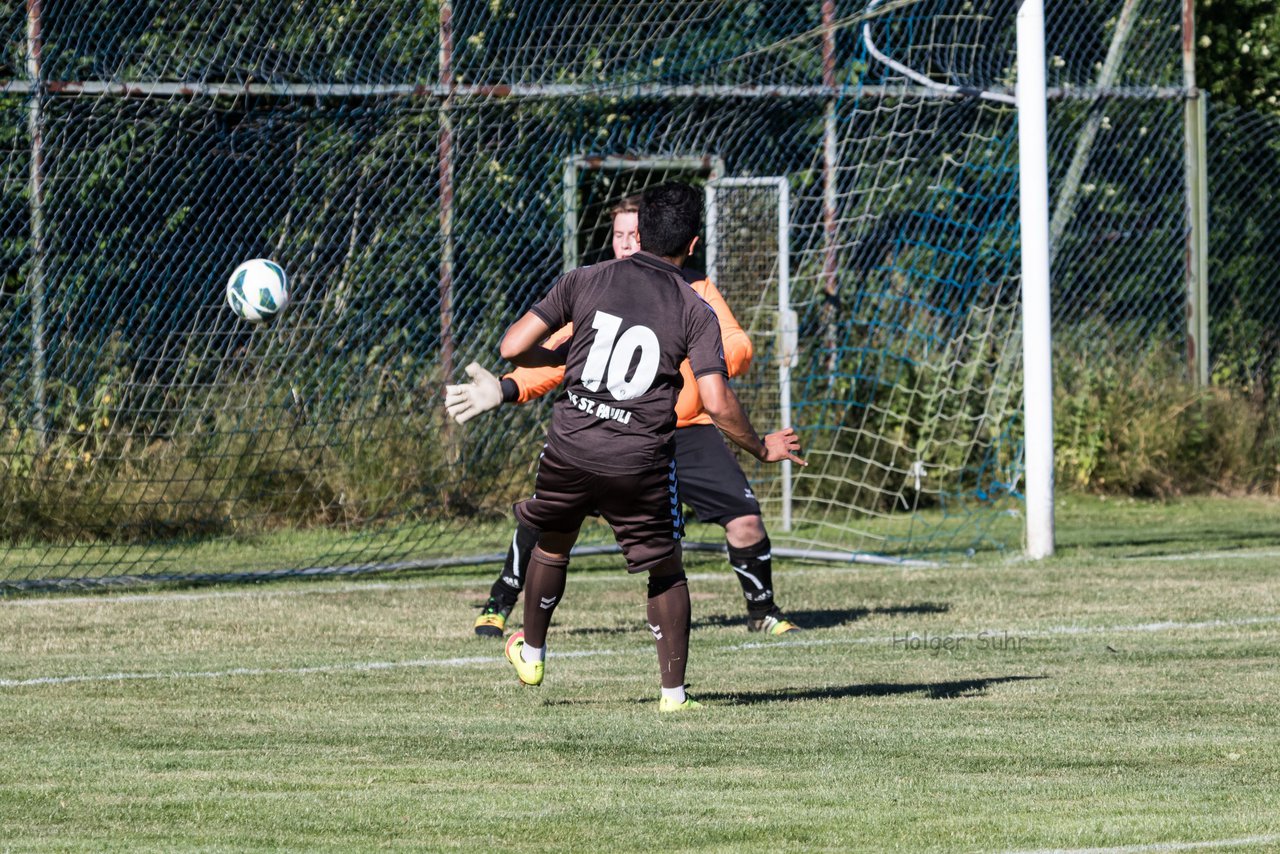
[226,258,289,323]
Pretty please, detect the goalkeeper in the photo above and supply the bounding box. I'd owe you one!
[446,196,800,638]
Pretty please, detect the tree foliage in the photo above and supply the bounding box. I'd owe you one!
[1198,0,1280,111]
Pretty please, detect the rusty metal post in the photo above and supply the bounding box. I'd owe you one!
[27,0,48,448]
[438,0,456,386]
[1182,0,1209,385]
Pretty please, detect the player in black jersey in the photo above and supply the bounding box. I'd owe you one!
[497,183,805,711]
[451,196,801,639]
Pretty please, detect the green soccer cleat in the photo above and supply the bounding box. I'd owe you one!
[504,630,544,687]
[474,599,511,638]
[747,609,801,636]
[658,695,704,713]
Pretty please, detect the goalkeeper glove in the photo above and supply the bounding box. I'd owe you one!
[445,362,504,424]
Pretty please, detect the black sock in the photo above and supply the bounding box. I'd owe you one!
[647,572,690,690]
[487,522,539,610]
[728,536,775,619]
[522,547,569,650]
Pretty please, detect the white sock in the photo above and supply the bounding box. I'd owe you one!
[521,643,545,663]
[660,685,686,704]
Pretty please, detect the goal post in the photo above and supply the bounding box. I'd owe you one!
[1017,0,1056,559]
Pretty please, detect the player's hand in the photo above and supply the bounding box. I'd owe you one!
[761,428,806,466]
[444,362,504,424]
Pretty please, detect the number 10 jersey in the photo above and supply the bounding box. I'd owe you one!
[528,251,727,475]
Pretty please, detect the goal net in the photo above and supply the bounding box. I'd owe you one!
[0,1,1188,587]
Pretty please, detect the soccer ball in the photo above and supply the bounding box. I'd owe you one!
[226,259,289,323]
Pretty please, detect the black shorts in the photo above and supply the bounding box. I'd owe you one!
[514,444,683,574]
[672,423,761,526]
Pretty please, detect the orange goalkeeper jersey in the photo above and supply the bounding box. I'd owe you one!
[504,276,752,429]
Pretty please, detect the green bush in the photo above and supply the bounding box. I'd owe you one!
[1055,338,1279,496]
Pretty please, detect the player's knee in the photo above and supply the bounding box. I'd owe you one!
[647,570,687,598]
[537,528,579,556]
[531,545,571,569]
[727,533,770,564]
[514,521,540,551]
[725,514,767,547]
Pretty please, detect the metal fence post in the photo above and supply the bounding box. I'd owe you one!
[26,0,49,450]
[1183,0,1209,386]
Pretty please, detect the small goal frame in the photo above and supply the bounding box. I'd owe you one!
[705,177,796,532]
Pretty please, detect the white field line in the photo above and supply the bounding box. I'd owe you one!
[1126,549,1280,563]
[2,614,1277,690]
[735,614,1280,651]
[1002,832,1280,853]
[0,648,618,688]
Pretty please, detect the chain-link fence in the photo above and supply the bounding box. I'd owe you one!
[1207,102,1280,395]
[0,1,1216,588]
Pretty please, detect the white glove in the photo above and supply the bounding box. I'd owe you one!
[445,362,505,424]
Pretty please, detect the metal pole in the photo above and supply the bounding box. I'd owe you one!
[703,183,718,283]
[1183,0,1209,386]
[562,158,579,273]
[820,0,840,376]
[438,1,455,384]
[26,0,48,449]
[0,79,1189,102]
[776,179,795,531]
[1017,0,1055,559]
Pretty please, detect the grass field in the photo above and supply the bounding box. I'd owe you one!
[2,495,1279,852]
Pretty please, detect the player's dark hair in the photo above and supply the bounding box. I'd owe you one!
[638,182,702,259]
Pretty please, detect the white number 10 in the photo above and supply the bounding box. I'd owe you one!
[579,311,660,401]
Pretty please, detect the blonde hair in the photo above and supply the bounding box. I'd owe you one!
[609,195,642,218]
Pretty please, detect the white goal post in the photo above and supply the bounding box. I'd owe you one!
[1017,0,1055,559]
[861,0,1055,558]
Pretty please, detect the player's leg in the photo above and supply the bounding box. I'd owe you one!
[674,424,799,634]
[724,516,797,634]
[474,521,538,637]
[645,556,698,711]
[599,458,700,711]
[518,531,576,657]
[505,446,594,686]
[504,527,577,687]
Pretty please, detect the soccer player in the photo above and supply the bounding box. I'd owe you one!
[492,182,804,711]
[448,196,802,638]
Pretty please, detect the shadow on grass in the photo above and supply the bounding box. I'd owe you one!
[553,602,952,637]
[538,676,1047,709]
[694,602,951,631]
[1071,527,1280,557]
[696,674,1047,705]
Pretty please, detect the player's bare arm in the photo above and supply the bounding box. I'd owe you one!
[696,372,806,466]
[500,312,566,368]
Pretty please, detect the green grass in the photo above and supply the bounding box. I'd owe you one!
[2,496,1279,851]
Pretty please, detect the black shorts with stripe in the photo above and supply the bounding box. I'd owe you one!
[514,443,683,574]
[672,423,761,525]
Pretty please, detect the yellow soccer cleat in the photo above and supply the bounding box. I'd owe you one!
[473,601,510,638]
[504,630,544,687]
[747,609,801,636]
[658,695,704,713]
